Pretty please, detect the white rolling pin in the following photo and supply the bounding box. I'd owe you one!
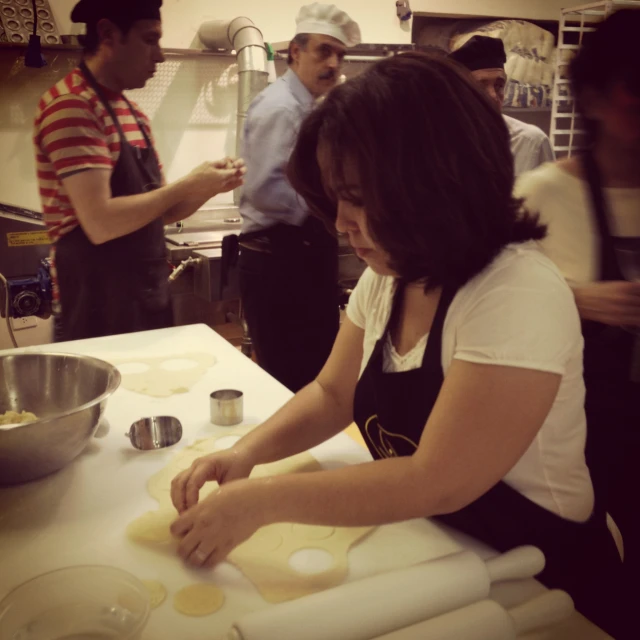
[374,590,575,640]
[227,546,545,640]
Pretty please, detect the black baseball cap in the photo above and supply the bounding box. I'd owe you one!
[71,0,162,24]
[449,35,506,71]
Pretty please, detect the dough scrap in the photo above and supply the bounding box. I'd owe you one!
[173,583,225,616]
[113,353,216,398]
[141,580,167,609]
[126,509,177,544]
[0,410,37,426]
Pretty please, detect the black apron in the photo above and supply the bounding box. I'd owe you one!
[353,282,628,638]
[581,149,640,583]
[54,62,173,342]
[221,215,339,393]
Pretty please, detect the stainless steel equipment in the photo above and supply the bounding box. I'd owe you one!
[0,204,50,281]
[125,416,183,450]
[165,209,366,303]
[0,353,121,485]
[210,389,243,426]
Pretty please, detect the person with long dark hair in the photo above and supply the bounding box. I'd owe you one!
[170,54,626,636]
[516,8,640,589]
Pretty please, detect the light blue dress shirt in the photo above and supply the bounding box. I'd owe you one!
[239,69,315,234]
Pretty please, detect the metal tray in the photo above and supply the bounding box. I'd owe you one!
[0,0,60,45]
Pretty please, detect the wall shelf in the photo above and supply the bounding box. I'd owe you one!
[0,42,236,58]
[550,0,640,157]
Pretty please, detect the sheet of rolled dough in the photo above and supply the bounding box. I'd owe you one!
[127,434,375,603]
[113,353,216,397]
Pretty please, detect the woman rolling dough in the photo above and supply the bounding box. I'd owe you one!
[170,54,626,636]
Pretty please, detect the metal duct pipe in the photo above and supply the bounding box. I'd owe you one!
[199,18,269,204]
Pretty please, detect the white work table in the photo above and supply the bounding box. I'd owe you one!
[0,324,610,639]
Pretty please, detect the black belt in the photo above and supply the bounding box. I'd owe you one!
[220,221,337,298]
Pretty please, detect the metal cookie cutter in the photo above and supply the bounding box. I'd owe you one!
[125,416,183,450]
[210,389,243,426]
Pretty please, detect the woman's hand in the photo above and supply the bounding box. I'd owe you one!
[170,446,255,514]
[573,281,640,326]
[170,480,266,568]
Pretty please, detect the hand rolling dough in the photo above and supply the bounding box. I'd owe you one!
[127,433,376,604]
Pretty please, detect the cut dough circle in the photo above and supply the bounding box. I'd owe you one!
[173,583,225,616]
[291,524,336,541]
[141,579,167,609]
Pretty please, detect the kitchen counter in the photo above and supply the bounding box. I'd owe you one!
[0,325,610,639]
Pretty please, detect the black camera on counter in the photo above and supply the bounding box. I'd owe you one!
[1,259,53,319]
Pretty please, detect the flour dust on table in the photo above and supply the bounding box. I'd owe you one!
[112,352,217,397]
[126,433,376,605]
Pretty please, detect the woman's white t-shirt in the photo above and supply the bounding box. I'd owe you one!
[515,162,640,285]
[347,242,594,523]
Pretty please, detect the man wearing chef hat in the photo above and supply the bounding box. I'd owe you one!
[237,3,361,392]
[33,0,244,341]
[449,35,555,177]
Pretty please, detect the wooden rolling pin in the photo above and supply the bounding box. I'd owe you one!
[227,546,546,640]
[375,590,575,640]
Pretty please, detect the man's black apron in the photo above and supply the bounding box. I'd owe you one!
[353,282,628,638]
[54,62,173,342]
[222,216,339,393]
[581,149,639,578]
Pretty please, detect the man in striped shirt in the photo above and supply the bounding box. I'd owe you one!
[34,0,245,341]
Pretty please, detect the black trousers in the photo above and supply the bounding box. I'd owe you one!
[239,243,339,393]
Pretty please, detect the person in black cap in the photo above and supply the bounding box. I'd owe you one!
[33,0,245,341]
[450,35,554,177]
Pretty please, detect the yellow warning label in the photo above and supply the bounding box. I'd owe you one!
[7,231,51,247]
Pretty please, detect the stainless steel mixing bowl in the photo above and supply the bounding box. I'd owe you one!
[0,353,121,485]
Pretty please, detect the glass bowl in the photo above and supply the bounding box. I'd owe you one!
[0,566,150,640]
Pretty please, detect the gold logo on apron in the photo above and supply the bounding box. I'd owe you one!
[364,414,418,459]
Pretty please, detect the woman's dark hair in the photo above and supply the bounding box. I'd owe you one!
[80,17,136,55]
[570,9,640,104]
[288,52,546,289]
[569,9,640,140]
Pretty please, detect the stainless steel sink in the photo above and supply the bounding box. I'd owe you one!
[165,207,365,301]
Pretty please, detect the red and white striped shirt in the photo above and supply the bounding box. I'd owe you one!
[34,67,161,242]
[33,67,162,310]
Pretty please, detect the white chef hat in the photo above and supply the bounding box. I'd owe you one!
[295,3,361,48]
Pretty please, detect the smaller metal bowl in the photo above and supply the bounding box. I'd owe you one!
[126,416,182,450]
